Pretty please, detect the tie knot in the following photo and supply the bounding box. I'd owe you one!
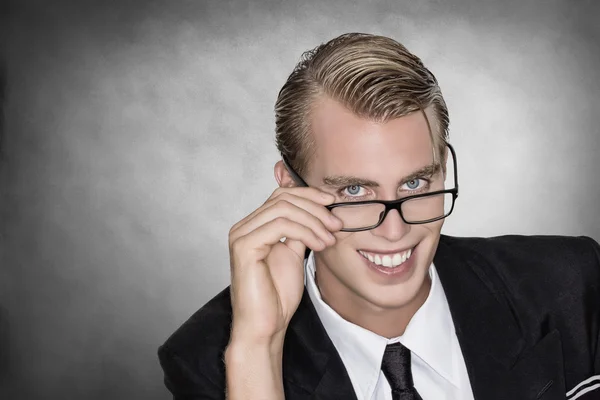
[381,342,414,391]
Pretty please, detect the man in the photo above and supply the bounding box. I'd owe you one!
[158,33,600,400]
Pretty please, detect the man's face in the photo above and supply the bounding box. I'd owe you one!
[304,97,445,315]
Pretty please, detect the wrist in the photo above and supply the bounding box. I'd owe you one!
[228,324,287,353]
[226,330,286,359]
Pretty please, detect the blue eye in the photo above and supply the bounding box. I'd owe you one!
[338,185,369,201]
[346,185,362,195]
[406,179,421,190]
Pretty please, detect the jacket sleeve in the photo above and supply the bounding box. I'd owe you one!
[158,344,225,400]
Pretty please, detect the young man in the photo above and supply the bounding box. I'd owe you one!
[158,33,600,400]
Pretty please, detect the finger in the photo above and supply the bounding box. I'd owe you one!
[232,187,336,233]
[231,217,327,263]
[265,192,342,231]
[231,199,338,247]
[268,186,336,205]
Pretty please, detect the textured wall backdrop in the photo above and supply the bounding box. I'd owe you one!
[1,0,599,399]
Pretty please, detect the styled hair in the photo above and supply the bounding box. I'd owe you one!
[275,33,450,177]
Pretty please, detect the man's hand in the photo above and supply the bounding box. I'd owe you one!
[227,187,342,346]
[225,187,342,399]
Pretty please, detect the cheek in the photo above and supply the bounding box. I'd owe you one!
[412,218,444,236]
[333,230,354,241]
[333,230,370,246]
[321,231,357,256]
[427,219,445,234]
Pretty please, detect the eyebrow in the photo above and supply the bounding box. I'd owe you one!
[322,163,441,188]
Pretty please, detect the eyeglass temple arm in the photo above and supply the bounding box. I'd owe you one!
[446,143,459,195]
[282,157,310,187]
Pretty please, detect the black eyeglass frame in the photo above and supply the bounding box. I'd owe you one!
[282,143,459,232]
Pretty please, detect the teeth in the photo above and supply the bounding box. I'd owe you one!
[358,248,414,268]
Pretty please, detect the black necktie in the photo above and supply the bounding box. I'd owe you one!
[381,342,423,400]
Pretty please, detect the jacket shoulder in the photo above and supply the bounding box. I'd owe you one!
[439,234,600,313]
[158,286,233,391]
[161,285,233,350]
[441,235,600,275]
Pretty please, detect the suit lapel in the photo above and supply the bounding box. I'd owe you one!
[283,288,358,400]
[434,235,565,400]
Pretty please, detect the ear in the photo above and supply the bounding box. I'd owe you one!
[274,160,298,188]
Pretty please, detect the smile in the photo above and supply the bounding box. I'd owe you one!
[357,248,413,268]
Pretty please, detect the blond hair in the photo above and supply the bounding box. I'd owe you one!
[275,33,450,177]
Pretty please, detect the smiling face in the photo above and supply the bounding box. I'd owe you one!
[296,96,446,331]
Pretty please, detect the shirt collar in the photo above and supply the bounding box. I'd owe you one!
[304,251,457,399]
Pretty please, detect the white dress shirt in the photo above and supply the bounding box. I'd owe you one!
[304,251,475,400]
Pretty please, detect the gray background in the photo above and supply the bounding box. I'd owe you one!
[1,0,599,399]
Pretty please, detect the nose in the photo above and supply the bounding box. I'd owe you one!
[370,208,410,241]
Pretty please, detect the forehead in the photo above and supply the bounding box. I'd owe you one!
[308,97,434,179]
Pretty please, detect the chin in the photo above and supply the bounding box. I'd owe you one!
[369,258,431,307]
[366,274,431,310]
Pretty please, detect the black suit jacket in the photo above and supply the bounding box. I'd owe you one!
[158,235,600,399]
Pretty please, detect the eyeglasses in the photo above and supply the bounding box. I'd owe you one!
[282,143,459,232]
